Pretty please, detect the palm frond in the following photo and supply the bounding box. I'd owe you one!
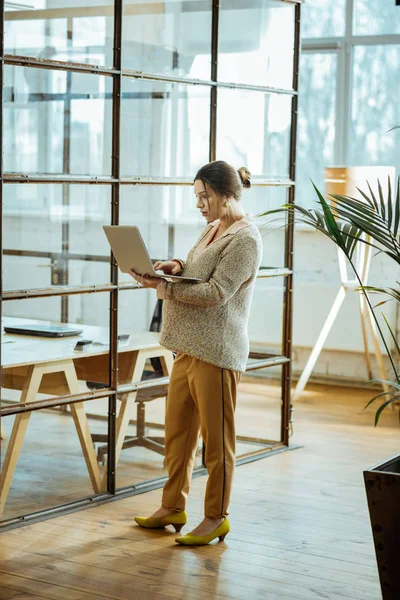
[258,204,361,259]
[367,379,400,390]
[378,179,386,223]
[387,176,393,231]
[382,313,400,360]
[320,180,400,264]
[363,389,400,426]
[386,124,400,133]
[394,178,400,237]
[375,397,400,426]
[359,285,400,303]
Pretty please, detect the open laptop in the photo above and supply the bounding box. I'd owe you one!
[103,225,201,282]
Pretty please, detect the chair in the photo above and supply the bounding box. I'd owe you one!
[89,300,170,464]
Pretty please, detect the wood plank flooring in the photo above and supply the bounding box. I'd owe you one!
[1,379,399,599]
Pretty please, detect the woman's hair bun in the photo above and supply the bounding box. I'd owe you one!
[238,166,251,189]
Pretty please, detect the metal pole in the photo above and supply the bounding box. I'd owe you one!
[0,0,4,441]
[281,0,301,446]
[60,17,74,322]
[107,0,123,494]
[201,0,220,469]
[209,0,219,162]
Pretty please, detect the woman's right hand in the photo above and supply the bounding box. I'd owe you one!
[153,260,182,275]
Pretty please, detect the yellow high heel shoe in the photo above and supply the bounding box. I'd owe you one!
[134,510,187,533]
[175,518,230,546]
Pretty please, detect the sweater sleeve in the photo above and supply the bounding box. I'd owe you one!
[172,258,185,271]
[163,234,261,308]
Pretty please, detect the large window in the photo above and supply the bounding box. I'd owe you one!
[298,0,400,205]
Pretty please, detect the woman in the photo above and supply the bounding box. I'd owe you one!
[129,160,262,546]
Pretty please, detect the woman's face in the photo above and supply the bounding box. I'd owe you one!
[194,179,223,224]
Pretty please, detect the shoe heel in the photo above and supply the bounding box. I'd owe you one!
[174,523,184,533]
[218,533,228,541]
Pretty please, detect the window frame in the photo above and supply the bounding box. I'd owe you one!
[301,0,400,169]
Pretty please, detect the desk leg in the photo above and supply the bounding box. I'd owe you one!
[0,365,42,514]
[63,363,102,494]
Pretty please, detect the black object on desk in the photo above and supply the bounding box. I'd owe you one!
[74,339,93,350]
[4,324,83,338]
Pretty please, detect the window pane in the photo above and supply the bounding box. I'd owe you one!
[217,89,291,178]
[350,46,400,173]
[3,184,111,291]
[297,53,337,206]
[354,0,400,36]
[218,0,295,89]
[4,1,114,67]
[236,367,283,453]
[4,67,113,176]
[120,185,203,272]
[120,79,210,178]
[246,187,288,268]
[1,295,111,521]
[122,0,212,79]
[301,0,345,38]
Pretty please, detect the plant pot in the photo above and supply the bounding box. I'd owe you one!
[364,455,400,600]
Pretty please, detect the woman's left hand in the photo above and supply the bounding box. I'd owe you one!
[129,270,161,289]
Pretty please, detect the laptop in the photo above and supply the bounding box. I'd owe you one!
[103,225,202,283]
[4,324,83,338]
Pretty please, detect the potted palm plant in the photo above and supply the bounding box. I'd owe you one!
[259,175,400,600]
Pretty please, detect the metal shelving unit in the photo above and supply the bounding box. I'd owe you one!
[0,0,301,529]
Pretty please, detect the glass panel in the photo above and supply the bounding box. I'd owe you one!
[236,367,283,455]
[4,1,114,67]
[122,0,212,79]
[248,186,288,269]
[354,0,400,36]
[3,66,113,176]
[237,279,286,451]
[350,46,400,173]
[120,79,210,178]
[218,0,295,90]
[301,0,346,38]
[3,185,111,291]
[1,295,111,521]
[297,52,337,206]
[217,89,291,178]
[249,279,284,360]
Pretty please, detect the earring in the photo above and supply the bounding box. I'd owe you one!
[224,200,231,208]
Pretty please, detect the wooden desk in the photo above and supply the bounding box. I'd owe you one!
[0,317,173,514]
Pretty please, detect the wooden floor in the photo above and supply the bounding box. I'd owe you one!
[1,379,399,600]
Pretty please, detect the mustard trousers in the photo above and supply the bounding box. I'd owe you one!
[162,353,241,518]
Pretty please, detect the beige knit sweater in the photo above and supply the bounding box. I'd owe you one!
[157,216,262,373]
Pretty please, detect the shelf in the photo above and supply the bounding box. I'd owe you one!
[257,267,292,278]
[246,352,290,372]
